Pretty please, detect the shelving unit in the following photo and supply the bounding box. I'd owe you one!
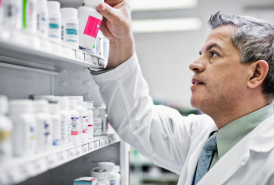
[0,29,129,185]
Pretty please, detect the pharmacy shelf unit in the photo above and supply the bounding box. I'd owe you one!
[0,31,130,185]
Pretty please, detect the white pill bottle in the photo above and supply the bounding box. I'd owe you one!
[78,0,103,49]
[59,97,71,145]
[22,0,37,34]
[69,100,80,145]
[98,162,120,185]
[37,0,48,37]
[47,1,61,43]
[93,108,102,136]
[91,167,109,185]
[61,8,79,49]
[87,101,94,139]
[0,95,13,162]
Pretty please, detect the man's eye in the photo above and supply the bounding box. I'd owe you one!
[210,52,217,57]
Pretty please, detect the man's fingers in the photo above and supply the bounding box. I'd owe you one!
[105,0,124,7]
[97,3,119,22]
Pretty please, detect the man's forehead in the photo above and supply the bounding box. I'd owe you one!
[201,25,236,51]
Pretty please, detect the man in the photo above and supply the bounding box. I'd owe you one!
[89,0,274,184]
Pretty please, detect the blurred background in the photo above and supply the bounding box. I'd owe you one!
[53,0,274,184]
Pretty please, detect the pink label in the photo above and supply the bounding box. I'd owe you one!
[84,16,102,38]
[71,131,79,135]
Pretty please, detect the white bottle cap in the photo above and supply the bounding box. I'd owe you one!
[0,95,8,114]
[33,100,49,113]
[84,0,104,9]
[114,165,120,173]
[82,102,87,110]
[59,97,69,109]
[91,167,108,179]
[34,95,54,100]
[47,1,60,12]
[87,101,94,109]
[40,0,48,6]
[93,108,100,117]
[68,96,83,106]
[49,103,60,114]
[61,8,78,19]
[9,100,33,114]
[69,100,77,109]
[98,107,106,115]
[98,162,115,173]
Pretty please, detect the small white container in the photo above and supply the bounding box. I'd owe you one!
[96,31,103,57]
[22,0,37,34]
[91,167,109,185]
[82,102,89,140]
[59,97,71,145]
[49,103,61,147]
[69,100,80,145]
[98,107,108,135]
[33,100,52,152]
[98,162,120,185]
[2,0,22,29]
[37,0,48,37]
[113,165,121,185]
[87,101,94,139]
[0,96,13,161]
[9,100,36,157]
[93,108,102,136]
[47,1,61,43]
[78,0,103,49]
[68,96,87,142]
[61,8,79,49]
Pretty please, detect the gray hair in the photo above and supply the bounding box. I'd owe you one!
[208,12,274,100]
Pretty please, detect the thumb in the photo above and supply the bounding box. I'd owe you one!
[97,3,119,23]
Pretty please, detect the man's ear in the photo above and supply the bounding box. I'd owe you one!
[247,60,269,89]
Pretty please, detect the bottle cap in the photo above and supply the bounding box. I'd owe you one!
[59,97,69,109]
[69,100,77,109]
[39,0,48,6]
[61,8,78,19]
[114,165,120,173]
[98,162,115,172]
[87,101,94,109]
[49,103,60,114]
[9,100,33,114]
[82,102,87,110]
[93,108,100,116]
[98,107,106,115]
[91,167,108,179]
[47,1,60,12]
[0,95,8,114]
[33,100,49,113]
[68,96,84,106]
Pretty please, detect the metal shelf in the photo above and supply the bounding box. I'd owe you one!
[0,30,105,74]
[0,132,120,185]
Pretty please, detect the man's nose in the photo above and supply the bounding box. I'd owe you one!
[189,58,205,73]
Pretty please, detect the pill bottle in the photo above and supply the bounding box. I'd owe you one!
[33,100,52,152]
[87,101,94,139]
[9,100,36,156]
[78,0,103,49]
[22,0,37,34]
[59,97,71,145]
[2,0,22,30]
[91,167,109,185]
[37,0,48,37]
[0,96,13,162]
[68,96,87,142]
[98,162,120,185]
[96,31,103,57]
[69,100,79,145]
[98,107,108,135]
[113,165,121,185]
[47,1,61,43]
[93,108,102,136]
[82,102,89,141]
[61,8,79,49]
[49,103,61,147]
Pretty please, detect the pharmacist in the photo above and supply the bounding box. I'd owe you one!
[90,0,274,184]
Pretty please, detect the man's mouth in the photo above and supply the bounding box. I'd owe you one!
[191,78,204,85]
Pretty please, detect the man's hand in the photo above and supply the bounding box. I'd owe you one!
[97,0,135,69]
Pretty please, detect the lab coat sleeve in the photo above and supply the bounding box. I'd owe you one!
[92,53,213,174]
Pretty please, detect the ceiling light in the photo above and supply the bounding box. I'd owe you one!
[130,0,197,11]
[132,18,202,33]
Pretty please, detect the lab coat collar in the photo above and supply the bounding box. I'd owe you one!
[197,113,274,185]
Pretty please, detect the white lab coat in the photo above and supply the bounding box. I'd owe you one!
[92,53,274,185]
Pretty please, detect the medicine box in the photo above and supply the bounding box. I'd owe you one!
[73,177,97,185]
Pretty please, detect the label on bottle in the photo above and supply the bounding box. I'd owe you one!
[83,116,89,134]
[93,117,102,135]
[110,180,116,185]
[52,117,61,146]
[48,17,60,38]
[29,125,36,150]
[71,117,79,136]
[37,11,47,34]
[84,16,102,38]
[0,130,12,158]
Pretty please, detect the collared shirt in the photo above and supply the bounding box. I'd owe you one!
[210,103,274,169]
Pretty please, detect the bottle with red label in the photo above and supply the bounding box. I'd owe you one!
[68,100,79,145]
[78,0,103,49]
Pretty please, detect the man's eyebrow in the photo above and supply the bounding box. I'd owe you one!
[199,43,223,55]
